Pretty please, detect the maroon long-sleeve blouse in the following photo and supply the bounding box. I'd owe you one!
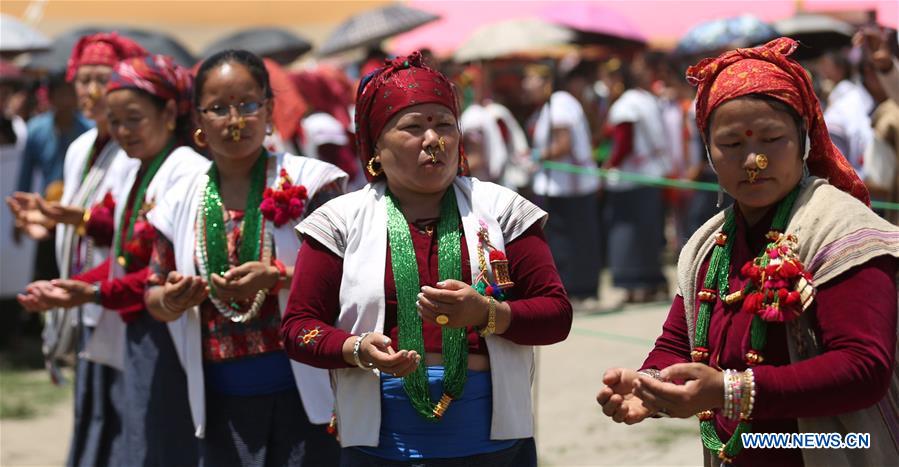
[282,222,572,369]
[641,206,898,466]
[71,170,156,324]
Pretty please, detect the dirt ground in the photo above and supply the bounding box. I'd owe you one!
[1,300,702,467]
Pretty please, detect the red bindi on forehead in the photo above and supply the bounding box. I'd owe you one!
[745,130,753,137]
[427,116,433,122]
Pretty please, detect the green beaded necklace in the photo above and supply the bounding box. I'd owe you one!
[694,185,800,462]
[111,141,173,268]
[386,188,468,421]
[200,151,268,301]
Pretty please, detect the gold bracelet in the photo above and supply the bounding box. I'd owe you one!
[76,208,91,237]
[479,297,496,337]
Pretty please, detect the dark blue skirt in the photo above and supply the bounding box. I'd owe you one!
[67,324,125,467]
[201,386,340,467]
[121,311,198,467]
[605,187,668,290]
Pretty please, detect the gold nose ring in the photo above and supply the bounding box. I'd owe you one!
[755,154,768,170]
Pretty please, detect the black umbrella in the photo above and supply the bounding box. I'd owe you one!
[318,5,439,57]
[775,14,854,60]
[201,27,312,65]
[27,26,196,73]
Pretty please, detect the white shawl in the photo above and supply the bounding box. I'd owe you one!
[55,128,137,326]
[83,147,210,369]
[297,177,548,447]
[147,152,348,438]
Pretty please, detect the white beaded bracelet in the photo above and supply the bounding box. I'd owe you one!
[353,332,375,370]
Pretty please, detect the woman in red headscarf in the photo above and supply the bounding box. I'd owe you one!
[5,32,145,467]
[18,54,210,466]
[281,52,572,466]
[596,38,899,466]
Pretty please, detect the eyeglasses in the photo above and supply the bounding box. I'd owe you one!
[198,101,265,119]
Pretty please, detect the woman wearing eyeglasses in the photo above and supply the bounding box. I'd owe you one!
[144,50,347,466]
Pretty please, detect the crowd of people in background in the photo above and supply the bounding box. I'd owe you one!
[0,17,898,467]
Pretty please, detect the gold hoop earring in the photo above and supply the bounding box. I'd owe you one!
[193,128,207,148]
[366,157,383,177]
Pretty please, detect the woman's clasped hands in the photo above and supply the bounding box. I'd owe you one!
[597,363,725,424]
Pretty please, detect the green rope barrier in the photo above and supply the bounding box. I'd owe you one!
[540,160,899,212]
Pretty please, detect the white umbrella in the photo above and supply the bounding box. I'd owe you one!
[774,13,854,59]
[454,18,574,63]
[0,14,50,53]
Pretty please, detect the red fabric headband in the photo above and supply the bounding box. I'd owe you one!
[688,37,869,205]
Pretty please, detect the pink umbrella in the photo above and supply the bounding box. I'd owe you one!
[390,1,794,55]
[539,2,647,44]
[389,1,548,57]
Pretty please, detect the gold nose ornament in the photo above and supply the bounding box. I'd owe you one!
[438,137,446,153]
[425,146,438,163]
[746,154,768,184]
[230,117,246,142]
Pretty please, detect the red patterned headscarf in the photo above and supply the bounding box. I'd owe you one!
[688,37,869,205]
[354,51,466,181]
[66,33,147,82]
[106,55,193,118]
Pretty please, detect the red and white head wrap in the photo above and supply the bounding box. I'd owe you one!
[354,51,466,181]
[688,37,869,205]
[106,54,193,118]
[65,33,147,82]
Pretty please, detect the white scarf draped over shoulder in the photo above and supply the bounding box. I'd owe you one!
[56,129,138,326]
[297,176,547,447]
[147,152,347,438]
[82,146,210,370]
[677,177,899,467]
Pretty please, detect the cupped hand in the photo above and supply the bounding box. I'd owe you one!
[359,332,420,377]
[36,197,84,226]
[633,363,724,418]
[209,261,277,302]
[596,368,655,425]
[162,271,208,313]
[417,279,488,328]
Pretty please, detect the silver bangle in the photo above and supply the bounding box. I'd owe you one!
[353,332,375,370]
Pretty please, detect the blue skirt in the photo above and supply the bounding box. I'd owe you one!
[67,324,124,467]
[357,367,517,461]
[122,311,198,466]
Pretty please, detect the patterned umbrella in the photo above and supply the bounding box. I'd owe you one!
[28,27,195,72]
[675,15,780,56]
[318,4,439,57]
[201,27,311,65]
[454,18,574,62]
[0,14,50,54]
